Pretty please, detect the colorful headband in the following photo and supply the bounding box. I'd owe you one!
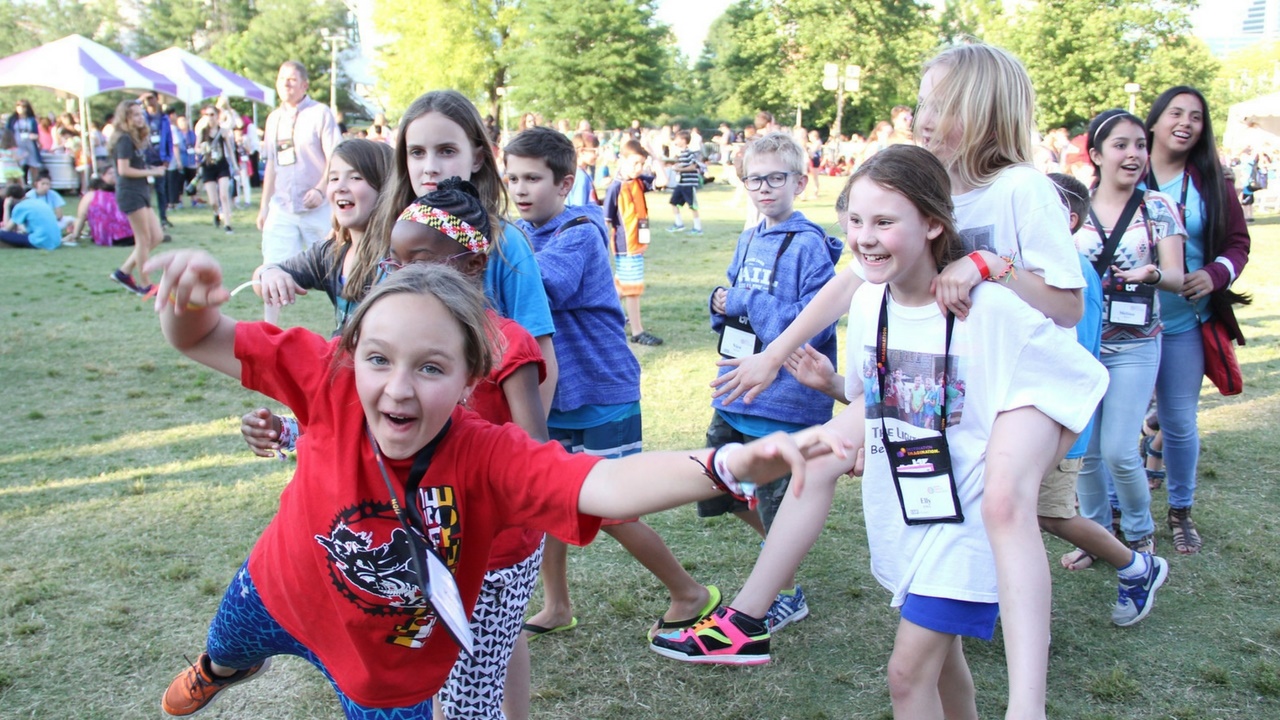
[397,204,489,255]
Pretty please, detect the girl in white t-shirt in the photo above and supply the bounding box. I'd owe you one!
[702,44,1085,718]
[654,146,1106,720]
[1072,109,1185,555]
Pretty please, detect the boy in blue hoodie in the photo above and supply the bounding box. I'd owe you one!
[703,131,843,633]
[504,127,721,650]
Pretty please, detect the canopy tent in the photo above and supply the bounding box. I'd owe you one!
[1226,91,1280,154]
[0,34,185,186]
[138,48,275,107]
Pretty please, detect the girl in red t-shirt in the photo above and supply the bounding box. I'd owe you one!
[148,249,847,718]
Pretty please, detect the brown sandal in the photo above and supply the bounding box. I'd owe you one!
[1168,506,1202,555]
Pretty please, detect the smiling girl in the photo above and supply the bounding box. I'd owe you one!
[353,91,559,411]
[148,250,845,718]
[653,147,1106,720]
[1072,109,1185,560]
[1143,86,1252,554]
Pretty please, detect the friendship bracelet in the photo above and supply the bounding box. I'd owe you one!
[691,443,757,509]
[967,251,990,281]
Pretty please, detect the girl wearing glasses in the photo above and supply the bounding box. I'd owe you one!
[149,244,846,718]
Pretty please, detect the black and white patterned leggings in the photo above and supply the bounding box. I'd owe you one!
[435,540,545,719]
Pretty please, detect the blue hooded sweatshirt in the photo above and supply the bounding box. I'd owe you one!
[711,211,843,428]
[518,204,641,414]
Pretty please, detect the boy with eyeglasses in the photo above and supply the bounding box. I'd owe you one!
[689,131,844,637]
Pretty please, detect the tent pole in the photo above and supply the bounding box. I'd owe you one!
[80,95,92,189]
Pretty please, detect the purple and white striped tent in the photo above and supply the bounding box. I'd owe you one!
[0,34,180,99]
[139,48,275,107]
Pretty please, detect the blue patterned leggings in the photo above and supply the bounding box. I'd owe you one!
[205,560,435,719]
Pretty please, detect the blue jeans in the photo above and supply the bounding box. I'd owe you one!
[1077,340,1159,541]
[1155,328,1203,509]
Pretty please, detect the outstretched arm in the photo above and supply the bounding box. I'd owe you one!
[712,267,860,404]
[146,250,240,380]
[578,427,852,519]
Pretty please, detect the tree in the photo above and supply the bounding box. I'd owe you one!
[0,0,125,118]
[1210,40,1280,134]
[373,0,522,119]
[134,0,255,55]
[697,0,935,137]
[984,0,1218,130]
[505,0,674,129]
[208,0,351,108]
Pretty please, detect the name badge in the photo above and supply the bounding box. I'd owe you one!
[150,133,161,145]
[277,139,297,167]
[637,218,651,245]
[1104,278,1155,327]
[884,434,962,525]
[718,315,762,359]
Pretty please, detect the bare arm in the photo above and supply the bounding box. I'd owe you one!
[501,363,550,443]
[146,250,241,380]
[933,250,1082,326]
[257,159,276,231]
[116,156,164,179]
[535,335,558,420]
[712,267,861,404]
[1112,234,1185,292]
[577,427,853,519]
[784,344,847,403]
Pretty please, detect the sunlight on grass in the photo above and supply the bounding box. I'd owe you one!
[0,452,266,497]
[0,417,239,467]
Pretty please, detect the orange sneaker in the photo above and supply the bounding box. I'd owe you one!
[160,653,271,716]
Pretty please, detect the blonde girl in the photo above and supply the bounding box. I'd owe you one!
[148,249,845,718]
[108,99,166,295]
[352,90,559,411]
[707,44,1087,719]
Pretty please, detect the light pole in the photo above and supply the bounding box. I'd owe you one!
[320,29,349,114]
[824,64,861,138]
[1125,82,1141,114]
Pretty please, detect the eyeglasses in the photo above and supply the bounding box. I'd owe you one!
[743,172,797,190]
[378,252,472,274]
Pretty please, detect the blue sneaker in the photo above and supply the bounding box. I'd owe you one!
[765,585,809,632]
[666,224,686,233]
[1112,554,1168,627]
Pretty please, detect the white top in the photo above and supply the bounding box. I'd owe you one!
[952,165,1086,293]
[845,281,1107,607]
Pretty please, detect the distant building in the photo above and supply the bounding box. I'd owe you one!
[1196,0,1280,57]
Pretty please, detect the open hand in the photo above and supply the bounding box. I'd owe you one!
[712,351,782,405]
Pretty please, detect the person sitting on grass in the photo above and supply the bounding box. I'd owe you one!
[24,169,74,237]
[148,251,848,718]
[0,183,61,250]
[70,167,134,247]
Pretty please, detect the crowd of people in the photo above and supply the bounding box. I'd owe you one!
[3,39,1250,720]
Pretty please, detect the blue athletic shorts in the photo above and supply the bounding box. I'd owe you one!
[900,593,999,641]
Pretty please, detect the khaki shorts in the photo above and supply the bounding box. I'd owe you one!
[1037,456,1083,519]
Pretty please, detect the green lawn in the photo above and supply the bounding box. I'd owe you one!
[2,184,1279,719]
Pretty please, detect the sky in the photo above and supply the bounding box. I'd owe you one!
[655,0,734,60]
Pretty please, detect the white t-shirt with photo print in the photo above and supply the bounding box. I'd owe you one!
[952,165,1086,295]
[844,281,1107,607]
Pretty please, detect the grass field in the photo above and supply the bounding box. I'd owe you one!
[1,182,1279,720]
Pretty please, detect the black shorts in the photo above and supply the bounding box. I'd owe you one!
[670,185,698,208]
[201,157,232,184]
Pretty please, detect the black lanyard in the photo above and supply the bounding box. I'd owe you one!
[875,289,955,434]
[1147,169,1190,226]
[734,230,796,295]
[1088,188,1145,278]
[365,419,452,604]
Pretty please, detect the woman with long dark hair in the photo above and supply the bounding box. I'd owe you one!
[6,100,44,185]
[1143,86,1252,555]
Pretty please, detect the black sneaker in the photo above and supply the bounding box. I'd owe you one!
[631,331,664,346]
[649,607,771,665]
[224,225,233,234]
[161,219,174,229]
[110,269,143,295]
